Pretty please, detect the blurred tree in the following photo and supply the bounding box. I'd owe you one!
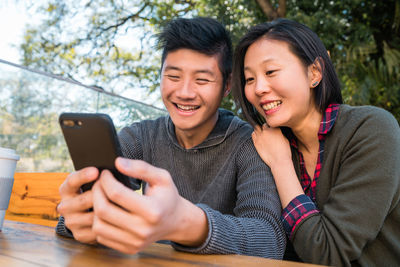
[285,0,400,121]
[0,64,166,172]
[19,0,400,121]
[19,0,266,111]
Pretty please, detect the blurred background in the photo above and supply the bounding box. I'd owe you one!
[1,0,399,172]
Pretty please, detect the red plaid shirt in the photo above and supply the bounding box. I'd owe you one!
[281,104,340,239]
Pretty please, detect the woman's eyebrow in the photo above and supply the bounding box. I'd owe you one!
[244,58,277,71]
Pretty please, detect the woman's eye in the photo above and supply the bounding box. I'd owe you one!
[245,77,254,84]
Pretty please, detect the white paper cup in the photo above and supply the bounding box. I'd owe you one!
[0,147,20,231]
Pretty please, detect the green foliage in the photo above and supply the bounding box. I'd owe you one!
[341,42,400,120]
[284,0,400,121]
[18,0,400,122]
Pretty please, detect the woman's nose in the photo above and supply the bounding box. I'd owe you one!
[254,78,271,96]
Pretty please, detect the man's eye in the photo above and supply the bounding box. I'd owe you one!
[196,78,211,84]
[166,75,179,80]
[266,70,276,76]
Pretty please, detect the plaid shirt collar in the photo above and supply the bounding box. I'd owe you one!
[287,103,340,200]
[318,104,340,135]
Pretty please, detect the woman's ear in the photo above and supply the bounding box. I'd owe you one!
[309,57,323,88]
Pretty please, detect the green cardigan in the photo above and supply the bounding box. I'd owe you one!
[290,104,400,266]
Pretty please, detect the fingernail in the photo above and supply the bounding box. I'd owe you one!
[117,157,130,169]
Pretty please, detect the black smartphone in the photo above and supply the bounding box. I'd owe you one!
[59,112,140,192]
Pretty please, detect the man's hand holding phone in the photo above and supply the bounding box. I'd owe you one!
[58,113,209,252]
[57,167,99,244]
[90,157,209,254]
[57,157,209,253]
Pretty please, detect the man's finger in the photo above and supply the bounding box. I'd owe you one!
[115,158,171,187]
[94,170,152,215]
[64,210,94,231]
[59,167,99,196]
[93,215,143,254]
[57,190,93,214]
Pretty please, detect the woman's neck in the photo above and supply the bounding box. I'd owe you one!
[291,108,322,153]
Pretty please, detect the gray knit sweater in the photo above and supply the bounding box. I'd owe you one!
[56,109,286,258]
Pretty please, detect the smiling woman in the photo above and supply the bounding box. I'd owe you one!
[243,39,318,129]
[232,18,400,266]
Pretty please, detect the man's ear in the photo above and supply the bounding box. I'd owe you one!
[309,57,323,88]
[223,75,232,97]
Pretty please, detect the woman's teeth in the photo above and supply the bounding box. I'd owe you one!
[262,100,282,111]
[176,104,199,111]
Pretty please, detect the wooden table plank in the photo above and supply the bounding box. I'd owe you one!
[0,220,322,267]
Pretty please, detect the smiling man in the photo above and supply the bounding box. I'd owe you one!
[56,17,285,258]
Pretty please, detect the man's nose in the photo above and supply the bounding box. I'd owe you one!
[176,79,196,99]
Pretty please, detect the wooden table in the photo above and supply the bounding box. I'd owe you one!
[0,220,321,267]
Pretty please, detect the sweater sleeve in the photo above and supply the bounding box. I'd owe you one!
[290,108,400,266]
[55,216,74,238]
[172,138,286,259]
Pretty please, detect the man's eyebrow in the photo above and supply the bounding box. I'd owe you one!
[195,70,215,76]
[164,66,216,77]
[164,66,182,72]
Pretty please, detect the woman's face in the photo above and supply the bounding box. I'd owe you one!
[244,38,318,129]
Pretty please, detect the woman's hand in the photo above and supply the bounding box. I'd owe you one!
[251,124,292,170]
[251,124,303,208]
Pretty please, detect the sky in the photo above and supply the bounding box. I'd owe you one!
[0,1,32,63]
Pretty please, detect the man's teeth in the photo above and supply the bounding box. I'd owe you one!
[262,101,282,111]
[176,104,199,111]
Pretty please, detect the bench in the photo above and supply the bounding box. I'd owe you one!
[5,173,67,227]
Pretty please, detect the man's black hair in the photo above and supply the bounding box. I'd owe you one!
[157,17,232,89]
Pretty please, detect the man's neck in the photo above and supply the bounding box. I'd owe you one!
[175,111,219,149]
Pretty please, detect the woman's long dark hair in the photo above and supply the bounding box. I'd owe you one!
[232,18,343,126]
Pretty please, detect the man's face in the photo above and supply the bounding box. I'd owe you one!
[160,48,226,137]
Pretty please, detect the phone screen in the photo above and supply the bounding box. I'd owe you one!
[59,113,140,191]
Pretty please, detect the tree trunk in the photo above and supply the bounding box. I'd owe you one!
[255,0,286,19]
